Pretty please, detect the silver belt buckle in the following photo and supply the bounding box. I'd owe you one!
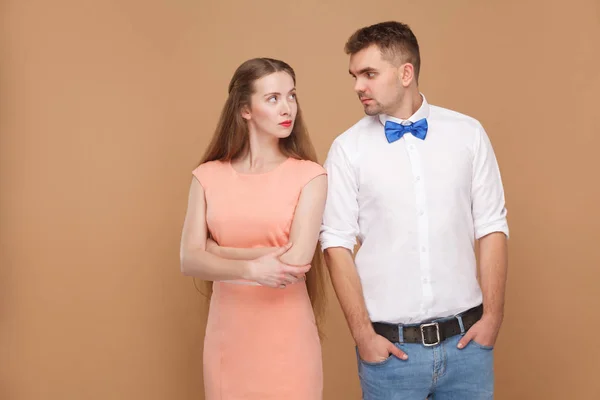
[420,322,441,346]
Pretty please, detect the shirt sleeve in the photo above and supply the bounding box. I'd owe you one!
[319,140,360,251]
[471,124,509,239]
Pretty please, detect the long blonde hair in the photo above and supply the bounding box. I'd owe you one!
[196,57,327,335]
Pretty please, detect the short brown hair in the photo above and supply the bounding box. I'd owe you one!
[345,21,421,80]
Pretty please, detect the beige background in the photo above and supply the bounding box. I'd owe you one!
[1,0,599,399]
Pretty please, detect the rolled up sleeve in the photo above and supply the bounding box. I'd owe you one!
[319,140,360,251]
[471,125,509,239]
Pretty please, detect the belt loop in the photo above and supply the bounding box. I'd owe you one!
[456,314,465,334]
[397,324,404,344]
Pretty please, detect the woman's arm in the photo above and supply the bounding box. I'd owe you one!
[279,175,327,266]
[206,238,279,260]
[179,178,252,280]
[179,178,307,287]
[205,174,326,268]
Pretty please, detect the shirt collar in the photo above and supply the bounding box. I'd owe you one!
[378,93,430,126]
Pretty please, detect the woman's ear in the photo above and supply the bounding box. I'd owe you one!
[241,105,251,120]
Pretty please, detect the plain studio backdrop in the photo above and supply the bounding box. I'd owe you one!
[1,0,599,399]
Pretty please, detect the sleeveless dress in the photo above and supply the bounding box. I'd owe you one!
[192,157,326,400]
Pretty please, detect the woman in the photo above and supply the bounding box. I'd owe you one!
[179,57,327,400]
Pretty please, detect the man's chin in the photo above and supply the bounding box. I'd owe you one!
[363,102,381,116]
[363,105,381,116]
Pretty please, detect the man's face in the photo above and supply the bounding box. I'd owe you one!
[349,45,404,116]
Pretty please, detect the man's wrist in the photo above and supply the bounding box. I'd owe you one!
[481,310,504,326]
[354,323,377,347]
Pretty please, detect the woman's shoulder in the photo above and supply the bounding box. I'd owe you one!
[286,158,327,187]
[191,160,228,188]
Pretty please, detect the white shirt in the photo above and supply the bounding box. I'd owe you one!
[320,95,509,324]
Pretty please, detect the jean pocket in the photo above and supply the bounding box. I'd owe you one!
[355,347,394,367]
[471,340,494,350]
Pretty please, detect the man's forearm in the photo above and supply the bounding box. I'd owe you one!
[478,232,508,322]
[324,247,375,344]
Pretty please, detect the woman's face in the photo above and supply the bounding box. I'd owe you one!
[242,71,298,139]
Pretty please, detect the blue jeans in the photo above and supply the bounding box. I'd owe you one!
[357,327,494,399]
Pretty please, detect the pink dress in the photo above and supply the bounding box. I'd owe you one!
[192,157,326,400]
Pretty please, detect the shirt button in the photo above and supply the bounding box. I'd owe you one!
[416,176,421,181]
[422,277,430,284]
[409,145,415,151]
[419,210,425,216]
[421,246,426,252]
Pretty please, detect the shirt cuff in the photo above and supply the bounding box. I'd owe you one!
[319,236,356,252]
[475,220,509,240]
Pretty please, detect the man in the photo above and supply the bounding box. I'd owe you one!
[320,21,509,399]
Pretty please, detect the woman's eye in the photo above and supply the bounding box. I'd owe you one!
[268,96,277,103]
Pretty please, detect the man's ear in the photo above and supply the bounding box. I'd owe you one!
[399,63,415,88]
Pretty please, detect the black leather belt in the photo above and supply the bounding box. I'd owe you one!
[372,304,483,347]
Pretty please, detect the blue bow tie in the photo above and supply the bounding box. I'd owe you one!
[384,118,428,143]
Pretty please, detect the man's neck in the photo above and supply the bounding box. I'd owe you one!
[387,89,423,120]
